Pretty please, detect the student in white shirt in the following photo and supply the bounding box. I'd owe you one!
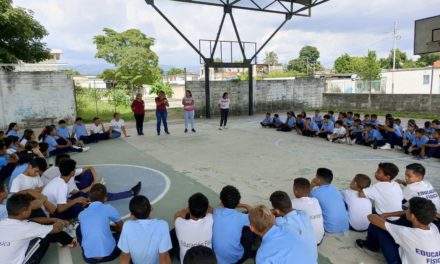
[395,163,440,212]
[110,112,130,138]
[173,192,213,263]
[90,117,111,141]
[343,174,373,232]
[42,158,89,219]
[218,92,230,130]
[363,197,440,264]
[0,193,67,264]
[327,120,347,143]
[291,178,324,244]
[10,159,44,193]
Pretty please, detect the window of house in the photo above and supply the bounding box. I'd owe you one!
[423,75,430,85]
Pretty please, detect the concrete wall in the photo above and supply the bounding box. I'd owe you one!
[0,71,76,128]
[187,78,324,117]
[322,93,440,113]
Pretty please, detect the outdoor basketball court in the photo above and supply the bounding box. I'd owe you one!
[41,115,440,264]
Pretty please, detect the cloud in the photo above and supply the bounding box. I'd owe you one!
[13,0,439,69]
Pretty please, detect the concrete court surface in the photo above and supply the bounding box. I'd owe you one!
[42,115,439,264]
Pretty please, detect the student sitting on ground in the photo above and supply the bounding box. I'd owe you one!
[270,113,283,128]
[302,117,319,137]
[72,117,98,144]
[311,168,349,234]
[361,197,440,264]
[395,118,404,133]
[404,128,429,156]
[344,112,355,127]
[40,125,88,157]
[260,113,273,128]
[10,158,44,193]
[342,174,372,232]
[359,163,403,219]
[316,115,334,139]
[420,129,440,159]
[6,122,21,141]
[212,185,254,264]
[346,119,364,145]
[7,151,33,191]
[378,117,403,150]
[395,163,440,212]
[369,114,381,128]
[424,121,433,136]
[42,158,89,219]
[0,193,67,264]
[183,246,217,264]
[291,178,324,244]
[270,191,318,263]
[295,114,306,133]
[19,128,36,147]
[362,124,385,149]
[402,123,416,150]
[118,195,172,264]
[0,139,18,182]
[353,113,361,120]
[77,184,123,263]
[57,119,81,146]
[110,112,130,138]
[327,120,346,143]
[249,205,298,263]
[277,111,296,132]
[362,114,370,126]
[311,110,323,128]
[173,193,213,263]
[327,110,336,123]
[4,136,19,155]
[90,117,112,141]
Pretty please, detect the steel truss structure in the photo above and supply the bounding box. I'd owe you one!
[145,0,329,117]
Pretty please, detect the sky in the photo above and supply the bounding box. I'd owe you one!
[14,0,440,73]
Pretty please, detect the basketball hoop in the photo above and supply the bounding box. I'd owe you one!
[426,41,440,49]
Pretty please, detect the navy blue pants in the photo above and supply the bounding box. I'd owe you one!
[385,132,403,147]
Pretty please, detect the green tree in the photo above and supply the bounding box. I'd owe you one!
[94,28,161,89]
[359,51,381,81]
[334,53,355,73]
[380,49,417,69]
[264,51,279,66]
[0,0,51,63]
[149,80,174,98]
[417,52,440,67]
[287,45,322,74]
[167,68,185,75]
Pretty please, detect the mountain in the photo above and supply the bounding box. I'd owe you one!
[71,64,200,76]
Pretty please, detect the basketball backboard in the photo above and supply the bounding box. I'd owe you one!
[414,15,440,55]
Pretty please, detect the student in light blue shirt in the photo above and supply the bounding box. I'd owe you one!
[347,119,364,144]
[363,124,385,149]
[317,115,334,138]
[249,205,299,264]
[72,118,96,144]
[369,114,382,128]
[302,117,319,137]
[118,195,172,264]
[312,110,323,128]
[40,125,84,157]
[260,113,273,128]
[77,184,123,262]
[311,168,349,233]
[405,128,430,156]
[328,111,336,123]
[277,112,296,132]
[56,119,78,145]
[270,191,318,264]
[213,185,253,264]
[6,122,20,140]
[344,112,355,126]
[378,117,403,150]
[362,114,371,126]
[270,114,284,128]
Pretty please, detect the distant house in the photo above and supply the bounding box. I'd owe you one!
[163,73,199,85]
[381,64,440,94]
[73,76,107,89]
[11,49,67,72]
[199,63,284,80]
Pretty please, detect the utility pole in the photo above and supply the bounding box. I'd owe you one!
[391,21,397,94]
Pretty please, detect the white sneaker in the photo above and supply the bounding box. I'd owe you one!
[380,143,392,150]
[99,177,106,185]
[72,146,81,150]
[219,127,223,130]
[338,138,346,144]
[352,138,357,145]
[81,146,90,152]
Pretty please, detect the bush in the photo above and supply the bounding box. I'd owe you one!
[149,80,174,98]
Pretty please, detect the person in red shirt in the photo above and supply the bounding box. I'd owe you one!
[131,93,145,136]
[155,91,170,135]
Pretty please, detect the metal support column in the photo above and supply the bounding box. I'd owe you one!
[248,65,253,115]
[205,64,211,118]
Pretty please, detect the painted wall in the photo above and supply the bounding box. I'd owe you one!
[0,71,76,128]
[382,67,440,94]
[187,78,325,117]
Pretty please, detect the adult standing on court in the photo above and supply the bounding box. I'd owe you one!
[131,93,145,136]
[218,92,230,130]
[155,91,170,135]
[182,90,196,133]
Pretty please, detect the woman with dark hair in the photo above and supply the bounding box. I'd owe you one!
[218,92,230,130]
[155,91,170,135]
[6,122,20,139]
[20,129,35,146]
[131,93,145,136]
[182,90,196,133]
